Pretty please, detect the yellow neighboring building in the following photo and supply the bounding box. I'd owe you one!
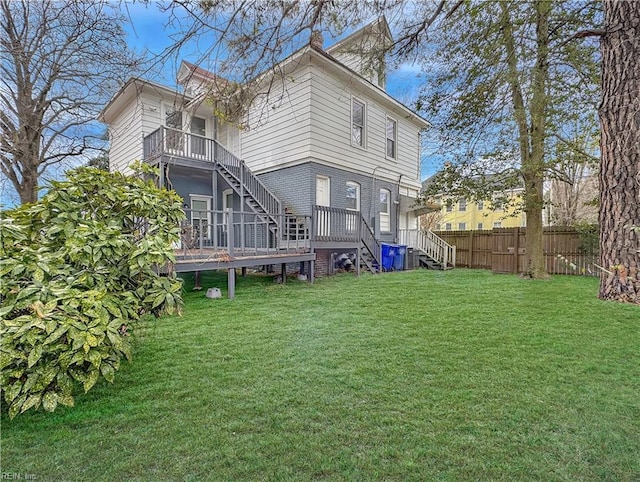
[430,190,527,231]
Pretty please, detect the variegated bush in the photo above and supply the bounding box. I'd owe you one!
[1,165,185,418]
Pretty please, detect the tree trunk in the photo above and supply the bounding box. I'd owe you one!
[17,164,39,205]
[598,1,640,303]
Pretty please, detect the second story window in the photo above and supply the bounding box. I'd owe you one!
[352,98,365,147]
[165,108,183,151]
[445,199,453,212]
[477,200,484,210]
[386,117,397,159]
[459,198,467,211]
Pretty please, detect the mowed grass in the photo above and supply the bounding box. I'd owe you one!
[2,269,639,481]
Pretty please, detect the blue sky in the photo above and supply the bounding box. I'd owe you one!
[121,2,440,179]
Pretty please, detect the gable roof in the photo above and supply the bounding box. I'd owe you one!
[326,16,393,55]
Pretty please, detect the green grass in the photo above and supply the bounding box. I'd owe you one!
[2,269,639,481]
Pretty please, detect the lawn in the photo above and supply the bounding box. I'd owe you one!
[2,269,639,481]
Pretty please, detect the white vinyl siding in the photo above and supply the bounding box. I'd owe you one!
[241,66,312,172]
[308,61,422,191]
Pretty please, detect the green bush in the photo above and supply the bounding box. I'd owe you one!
[1,165,185,418]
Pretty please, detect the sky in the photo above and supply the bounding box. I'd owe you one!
[120,2,439,178]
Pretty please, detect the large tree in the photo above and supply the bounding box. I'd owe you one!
[404,0,601,279]
[0,0,140,205]
[597,0,639,303]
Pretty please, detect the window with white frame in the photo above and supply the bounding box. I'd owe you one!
[352,98,365,147]
[165,107,183,151]
[477,200,484,210]
[445,223,452,231]
[458,222,466,230]
[379,188,391,233]
[346,181,360,233]
[477,222,483,229]
[189,195,211,242]
[386,117,397,159]
[346,181,360,211]
[493,221,502,228]
[222,189,233,231]
[459,198,467,211]
[445,199,453,212]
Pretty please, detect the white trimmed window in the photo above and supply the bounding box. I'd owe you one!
[346,181,360,211]
[493,221,502,228]
[351,98,366,147]
[379,188,391,233]
[459,198,467,211]
[386,117,397,159]
[477,222,483,229]
[190,195,212,241]
[445,223,452,231]
[458,222,466,230]
[477,200,484,210]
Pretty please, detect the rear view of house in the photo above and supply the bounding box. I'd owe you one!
[99,17,455,289]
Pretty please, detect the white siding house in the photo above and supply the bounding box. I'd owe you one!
[99,17,449,275]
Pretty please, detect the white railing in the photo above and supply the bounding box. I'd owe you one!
[398,229,456,268]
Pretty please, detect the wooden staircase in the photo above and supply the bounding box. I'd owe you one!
[359,215,381,273]
[213,142,282,241]
[399,229,456,270]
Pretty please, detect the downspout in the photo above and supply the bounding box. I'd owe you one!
[395,174,403,243]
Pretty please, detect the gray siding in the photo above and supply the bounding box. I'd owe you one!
[258,162,398,242]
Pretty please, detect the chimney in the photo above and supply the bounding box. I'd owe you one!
[310,30,323,50]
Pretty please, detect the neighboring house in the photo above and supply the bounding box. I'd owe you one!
[422,176,526,231]
[99,17,453,282]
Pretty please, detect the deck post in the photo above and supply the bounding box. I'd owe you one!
[281,263,287,284]
[228,268,235,299]
[309,259,315,283]
[241,267,247,277]
[226,208,234,256]
[356,246,361,277]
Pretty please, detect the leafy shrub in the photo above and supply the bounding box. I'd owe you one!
[1,166,185,418]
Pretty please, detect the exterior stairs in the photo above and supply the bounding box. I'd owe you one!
[213,143,282,241]
[399,229,456,270]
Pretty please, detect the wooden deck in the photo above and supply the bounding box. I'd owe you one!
[172,248,316,299]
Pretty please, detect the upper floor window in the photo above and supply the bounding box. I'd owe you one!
[477,222,483,230]
[459,198,467,211]
[477,200,484,210]
[352,98,365,147]
[458,222,466,230]
[493,221,502,228]
[445,223,452,231]
[166,108,182,130]
[386,117,397,159]
[346,181,360,211]
[445,199,453,212]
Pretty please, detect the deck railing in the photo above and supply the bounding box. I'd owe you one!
[398,229,456,268]
[180,208,310,257]
[144,126,281,222]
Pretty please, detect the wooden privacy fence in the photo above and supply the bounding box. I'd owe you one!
[433,227,599,276]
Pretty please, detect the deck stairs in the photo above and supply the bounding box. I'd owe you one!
[399,229,456,270]
[359,216,381,274]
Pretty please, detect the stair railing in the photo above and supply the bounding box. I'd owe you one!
[399,229,456,268]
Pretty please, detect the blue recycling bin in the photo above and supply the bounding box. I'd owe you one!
[394,245,407,271]
[381,243,396,271]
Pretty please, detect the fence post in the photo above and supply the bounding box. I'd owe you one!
[514,227,520,274]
